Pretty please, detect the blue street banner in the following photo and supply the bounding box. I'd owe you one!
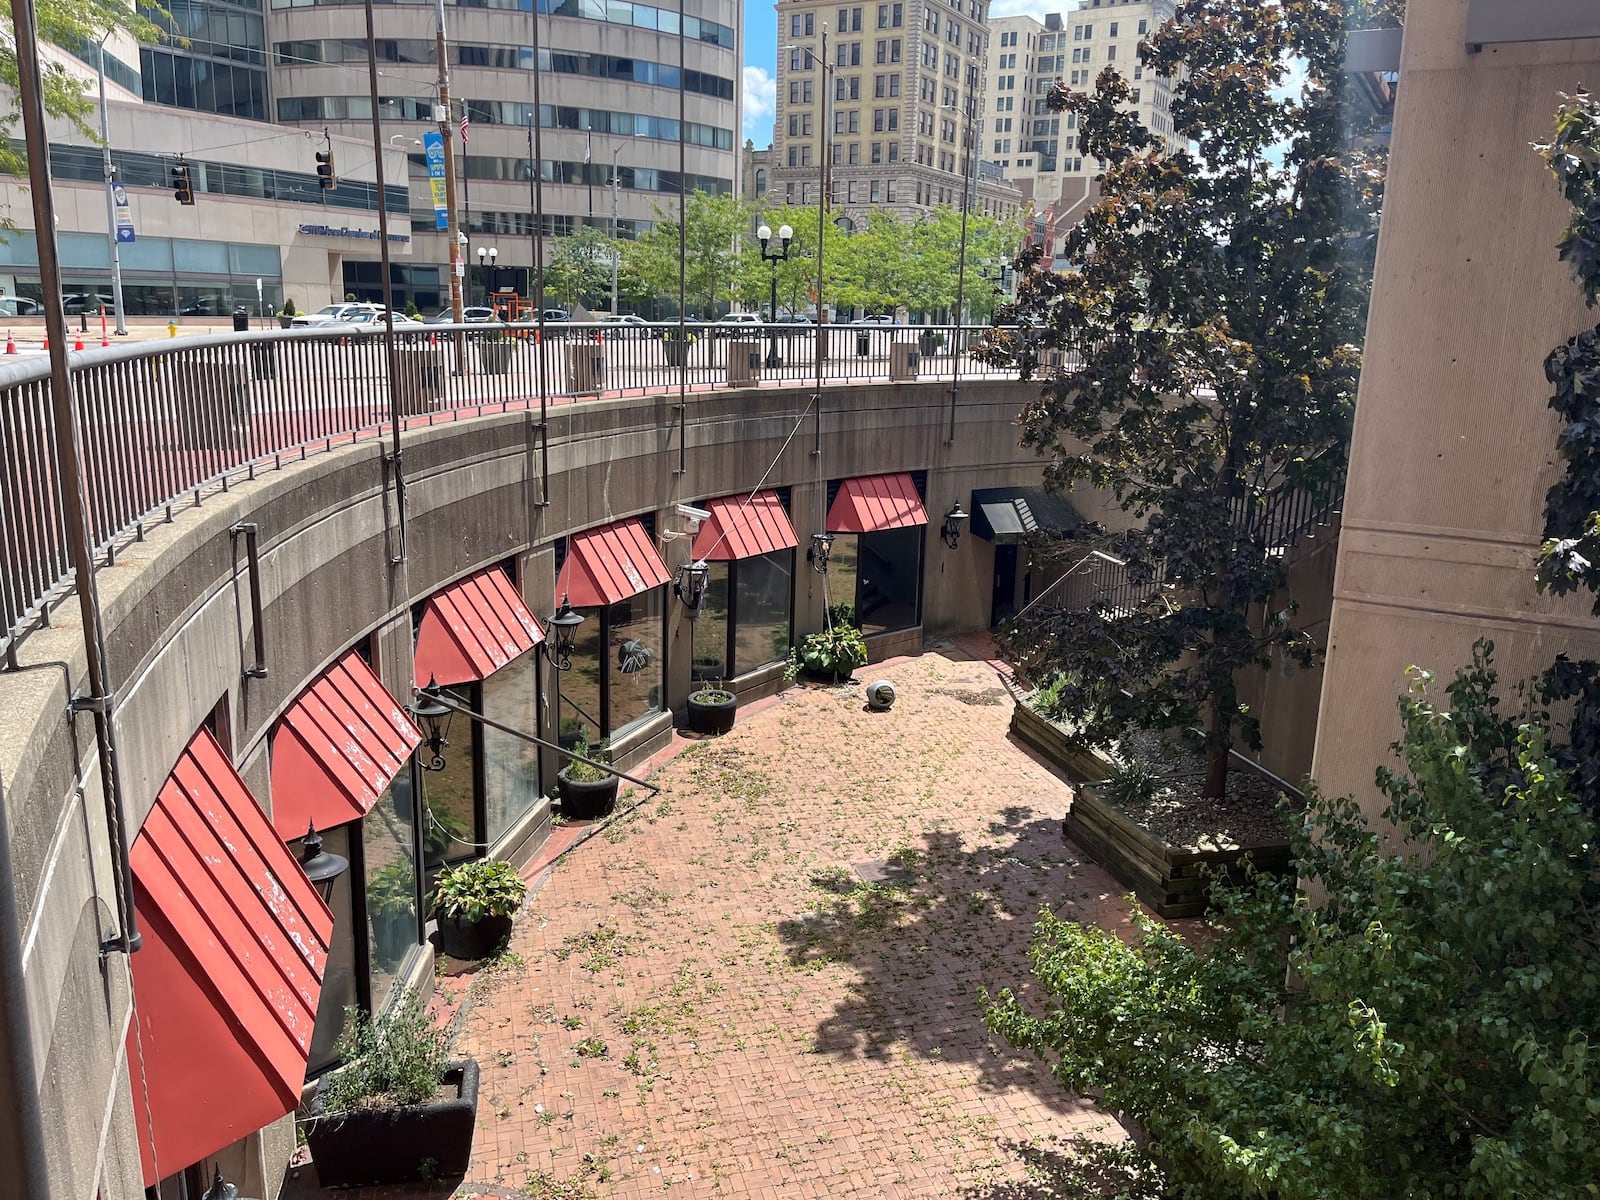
[111,182,135,244]
[423,132,448,231]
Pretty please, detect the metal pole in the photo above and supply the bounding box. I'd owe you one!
[531,6,551,505]
[365,0,408,564]
[675,0,686,475]
[813,30,829,456]
[96,33,127,335]
[434,0,465,324]
[948,93,974,447]
[10,0,140,960]
[610,144,621,314]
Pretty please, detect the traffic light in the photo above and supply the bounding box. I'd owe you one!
[316,135,336,191]
[171,159,194,206]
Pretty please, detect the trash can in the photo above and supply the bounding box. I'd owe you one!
[238,307,277,380]
[566,342,605,392]
[728,340,760,385]
[890,342,920,382]
[856,330,871,356]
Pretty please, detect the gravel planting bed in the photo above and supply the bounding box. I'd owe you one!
[1108,728,1301,852]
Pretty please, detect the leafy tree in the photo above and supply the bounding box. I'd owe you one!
[733,205,840,318]
[984,0,1386,797]
[542,225,618,311]
[2,9,166,185]
[624,189,748,316]
[985,643,1600,1199]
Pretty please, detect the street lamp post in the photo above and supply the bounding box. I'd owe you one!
[95,29,128,335]
[942,95,979,445]
[476,244,498,308]
[756,222,793,369]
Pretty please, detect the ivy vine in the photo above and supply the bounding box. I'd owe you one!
[1534,89,1600,816]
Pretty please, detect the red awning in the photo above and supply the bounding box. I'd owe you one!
[691,490,800,561]
[269,650,421,838]
[826,472,930,532]
[414,566,544,686]
[555,518,673,607]
[128,728,334,1187]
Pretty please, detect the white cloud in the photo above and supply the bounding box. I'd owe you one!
[987,0,1067,23]
[743,66,777,146]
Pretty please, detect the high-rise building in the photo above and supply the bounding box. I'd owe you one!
[768,0,1022,231]
[982,1,1181,256]
[264,0,742,311]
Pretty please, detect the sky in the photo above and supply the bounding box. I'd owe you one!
[741,0,1082,149]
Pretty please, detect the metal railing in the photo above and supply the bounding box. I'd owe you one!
[1,321,1048,667]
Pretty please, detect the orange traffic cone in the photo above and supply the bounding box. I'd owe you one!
[5,331,15,354]
[73,334,84,351]
[41,333,48,351]
[101,333,110,347]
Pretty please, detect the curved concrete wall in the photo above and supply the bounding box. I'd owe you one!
[0,377,1051,1198]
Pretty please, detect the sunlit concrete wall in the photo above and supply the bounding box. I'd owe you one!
[1312,1,1600,811]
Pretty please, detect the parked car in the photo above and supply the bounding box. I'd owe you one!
[0,296,42,316]
[854,313,901,326]
[713,312,764,337]
[595,313,648,339]
[292,303,377,328]
[541,308,571,323]
[346,309,425,329]
[62,293,116,315]
[425,306,496,324]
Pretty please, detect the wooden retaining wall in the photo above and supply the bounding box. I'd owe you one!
[1010,703,1294,919]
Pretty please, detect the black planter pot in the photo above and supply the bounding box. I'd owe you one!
[557,771,619,819]
[371,907,417,968]
[690,656,726,683]
[686,689,738,735]
[435,912,514,960]
[306,1059,480,1187]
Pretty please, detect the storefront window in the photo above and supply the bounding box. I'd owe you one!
[693,553,793,679]
[556,589,667,741]
[733,550,793,671]
[559,611,605,746]
[421,684,477,867]
[365,765,421,1014]
[609,587,665,734]
[300,825,357,1075]
[692,563,731,680]
[482,650,542,842]
[829,529,923,634]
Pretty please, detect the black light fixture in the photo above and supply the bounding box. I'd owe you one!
[549,595,586,672]
[406,675,453,771]
[297,821,350,901]
[674,559,710,615]
[757,221,794,368]
[808,532,835,574]
[199,1168,239,1200]
[941,501,970,550]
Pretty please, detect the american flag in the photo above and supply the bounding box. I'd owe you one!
[460,110,470,145]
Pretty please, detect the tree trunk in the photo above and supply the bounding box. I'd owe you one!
[1204,700,1228,799]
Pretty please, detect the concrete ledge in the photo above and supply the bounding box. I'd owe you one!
[865,625,924,664]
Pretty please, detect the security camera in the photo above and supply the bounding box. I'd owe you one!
[677,503,712,522]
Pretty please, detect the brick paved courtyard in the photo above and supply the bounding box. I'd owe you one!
[288,643,1152,1198]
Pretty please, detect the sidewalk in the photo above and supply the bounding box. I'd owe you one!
[284,644,1150,1198]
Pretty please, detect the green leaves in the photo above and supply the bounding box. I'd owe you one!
[990,0,1384,794]
[431,858,528,923]
[988,645,1600,1198]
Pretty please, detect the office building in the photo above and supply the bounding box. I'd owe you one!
[768,0,1023,230]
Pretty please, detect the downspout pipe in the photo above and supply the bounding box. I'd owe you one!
[11,0,140,959]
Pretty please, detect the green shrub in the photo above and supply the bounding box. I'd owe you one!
[431,858,526,922]
[279,298,297,317]
[366,860,415,918]
[795,625,868,679]
[562,734,613,784]
[1101,758,1158,809]
[322,989,449,1112]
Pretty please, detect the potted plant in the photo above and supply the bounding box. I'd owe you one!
[431,858,526,960]
[662,325,699,368]
[686,679,737,735]
[790,624,868,683]
[304,989,479,1186]
[367,861,418,968]
[918,327,944,356]
[557,734,618,819]
[277,298,297,329]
